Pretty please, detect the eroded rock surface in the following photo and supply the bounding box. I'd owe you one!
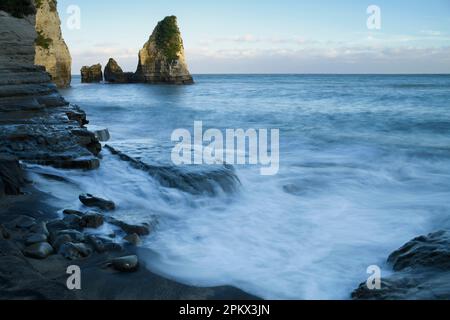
[0,7,100,170]
[134,16,193,84]
[352,231,450,300]
[81,64,103,83]
[34,0,71,88]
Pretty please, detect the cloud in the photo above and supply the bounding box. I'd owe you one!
[185,45,450,73]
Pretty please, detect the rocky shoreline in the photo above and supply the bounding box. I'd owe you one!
[0,3,256,300]
[0,184,259,299]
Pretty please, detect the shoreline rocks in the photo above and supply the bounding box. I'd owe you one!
[352,230,450,300]
[81,64,103,83]
[79,193,116,211]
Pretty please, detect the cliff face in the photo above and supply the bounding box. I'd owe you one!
[0,5,100,179]
[134,16,193,84]
[34,0,71,88]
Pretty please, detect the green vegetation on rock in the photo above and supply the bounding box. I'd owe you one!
[35,0,57,12]
[35,30,53,50]
[0,0,35,18]
[153,16,182,63]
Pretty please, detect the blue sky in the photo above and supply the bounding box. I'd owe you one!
[58,0,450,73]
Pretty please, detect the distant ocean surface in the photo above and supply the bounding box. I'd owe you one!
[32,75,450,299]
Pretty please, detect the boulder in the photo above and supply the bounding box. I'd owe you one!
[63,209,84,216]
[94,128,110,142]
[111,255,139,272]
[79,193,116,211]
[107,217,150,236]
[58,242,92,260]
[80,64,103,83]
[124,233,141,246]
[23,242,53,259]
[51,234,71,251]
[134,16,194,84]
[30,221,49,236]
[25,233,48,245]
[80,212,104,229]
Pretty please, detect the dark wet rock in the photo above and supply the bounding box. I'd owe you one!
[30,221,49,236]
[23,242,53,259]
[106,217,151,236]
[25,233,48,245]
[80,212,104,229]
[105,145,240,196]
[124,233,141,246]
[10,215,36,229]
[85,235,106,253]
[66,105,89,127]
[104,58,134,83]
[352,231,450,300]
[56,229,85,243]
[0,154,26,197]
[62,214,83,229]
[51,234,72,252]
[79,193,116,211]
[111,255,139,272]
[80,64,103,83]
[63,209,84,216]
[58,242,92,260]
[94,128,110,142]
[46,219,69,234]
[388,231,450,271]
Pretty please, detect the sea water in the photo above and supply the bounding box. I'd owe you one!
[29,74,450,299]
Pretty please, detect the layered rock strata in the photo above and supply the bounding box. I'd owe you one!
[0,6,100,175]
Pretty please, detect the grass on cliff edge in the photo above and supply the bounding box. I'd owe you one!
[0,0,35,18]
[35,0,57,12]
[153,16,182,64]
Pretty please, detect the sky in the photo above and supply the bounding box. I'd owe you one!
[58,0,450,74]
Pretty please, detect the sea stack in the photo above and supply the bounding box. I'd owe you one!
[104,58,134,83]
[81,64,103,83]
[34,0,72,88]
[134,16,193,84]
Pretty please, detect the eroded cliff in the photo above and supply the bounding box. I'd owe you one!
[34,0,71,88]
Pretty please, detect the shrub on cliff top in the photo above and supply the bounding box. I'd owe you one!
[153,16,182,64]
[0,0,35,18]
[35,0,57,12]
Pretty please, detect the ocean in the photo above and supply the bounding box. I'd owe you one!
[29,74,450,299]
